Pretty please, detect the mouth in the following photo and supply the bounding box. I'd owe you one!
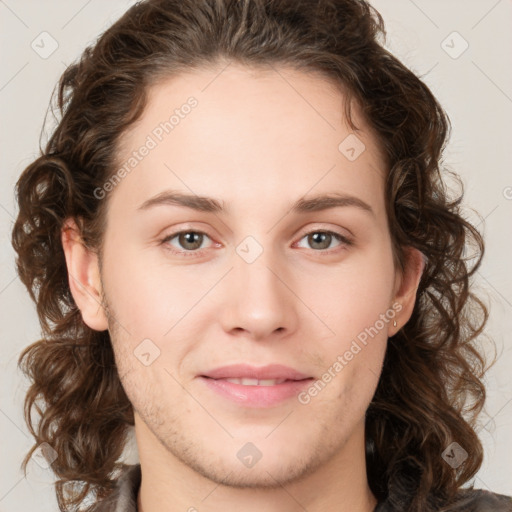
[197,375,315,408]
[199,363,312,381]
[200,376,312,386]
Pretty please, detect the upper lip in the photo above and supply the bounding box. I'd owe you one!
[200,364,312,381]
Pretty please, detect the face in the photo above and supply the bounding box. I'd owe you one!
[91,63,405,488]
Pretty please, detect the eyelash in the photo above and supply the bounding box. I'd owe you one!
[160,229,353,258]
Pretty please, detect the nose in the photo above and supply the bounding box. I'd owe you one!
[218,252,299,341]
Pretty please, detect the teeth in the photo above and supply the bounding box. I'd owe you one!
[223,378,287,386]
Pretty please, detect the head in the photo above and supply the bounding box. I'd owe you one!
[12,1,489,511]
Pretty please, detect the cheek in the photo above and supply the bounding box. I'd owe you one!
[305,251,396,337]
[302,247,395,384]
[101,265,166,348]
[101,240,208,340]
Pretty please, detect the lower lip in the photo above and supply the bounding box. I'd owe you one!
[198,376,314,408]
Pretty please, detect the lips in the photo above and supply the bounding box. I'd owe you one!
[200,363,312,382]
[198,365,315,407]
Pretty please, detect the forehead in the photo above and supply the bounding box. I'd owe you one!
[110,63,387,219]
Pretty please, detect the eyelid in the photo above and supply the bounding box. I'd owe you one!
[160,225,354,257]
[295,223,353,242]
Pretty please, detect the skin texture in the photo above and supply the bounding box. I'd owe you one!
[61,63,424,512]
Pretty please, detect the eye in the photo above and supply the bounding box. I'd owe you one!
[295,230,353,253]
[160,228,353,258]
[161,230,214,257]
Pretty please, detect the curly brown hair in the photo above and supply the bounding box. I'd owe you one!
[11,0,492,510]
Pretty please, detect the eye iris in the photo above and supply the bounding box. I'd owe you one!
[309,232,331,250]
[179,232,203,250]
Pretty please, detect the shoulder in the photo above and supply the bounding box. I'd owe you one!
[448,488,512,512]
[89,464,141,512]
[375,488,512,512]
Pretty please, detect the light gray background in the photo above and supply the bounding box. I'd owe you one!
[1,1,511,510]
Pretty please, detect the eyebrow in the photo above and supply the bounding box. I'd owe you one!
[137,190,374,216]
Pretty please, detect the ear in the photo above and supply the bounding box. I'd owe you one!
[388,246,425,336]
[61,218,109,331]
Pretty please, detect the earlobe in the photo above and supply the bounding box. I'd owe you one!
[389,247,426,336]
[61,218,109,332]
